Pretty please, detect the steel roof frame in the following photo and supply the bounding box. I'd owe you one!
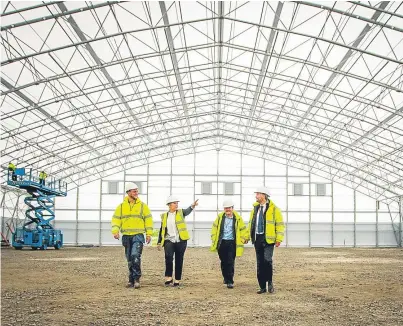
[1,1,402,203]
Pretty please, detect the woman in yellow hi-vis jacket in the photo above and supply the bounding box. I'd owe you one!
[247,187,285,294]
[157,196,198,287]
[111,182,153,289]
[210,199,248,289]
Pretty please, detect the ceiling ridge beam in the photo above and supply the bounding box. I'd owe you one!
[215,1,224,149]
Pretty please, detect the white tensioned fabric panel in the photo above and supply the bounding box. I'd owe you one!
[1,1,402,203]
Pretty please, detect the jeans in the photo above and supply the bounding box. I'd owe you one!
[122,234,144,283]
[218,239,236,284]
[254,234,275,289]
[164,240,187,280]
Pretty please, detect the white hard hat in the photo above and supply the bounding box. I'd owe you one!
[166,195,180,205]
[125,182,139,192]
[223,199,234,208]
[254,186,270,196]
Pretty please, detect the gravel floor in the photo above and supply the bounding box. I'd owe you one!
[2,246,403,326]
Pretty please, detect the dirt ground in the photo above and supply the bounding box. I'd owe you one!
[1,246,403,326]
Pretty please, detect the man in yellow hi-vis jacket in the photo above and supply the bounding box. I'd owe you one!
[39,171,47,185]
[248,187,285,294]
[111,182,153,289]
[211,199,248,289]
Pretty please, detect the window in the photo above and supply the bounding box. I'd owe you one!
[224,182,234,195]
[108,181,118,194]
[293,183,303,196]
[202,182,212,194]
[316,184,326,196]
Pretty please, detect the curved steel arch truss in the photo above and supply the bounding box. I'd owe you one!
[1,1,402,203]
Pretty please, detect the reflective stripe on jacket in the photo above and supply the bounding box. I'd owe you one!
[158,209,190,246]
[111,197,153,236]
[210,210,248,257]
[248,201,285,244]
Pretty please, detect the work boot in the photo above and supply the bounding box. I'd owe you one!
[257,288,267,294]
[227,283,234,289]
[125,282,134,288]
[268,283,275,293]
[134,280,141,289]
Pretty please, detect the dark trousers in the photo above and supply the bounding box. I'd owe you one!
[254,234,275,290]
[164,240,187,280]
[9,170,16,181]
[122,234,144,283]
[39,179,45,185]
[218,239,236,284]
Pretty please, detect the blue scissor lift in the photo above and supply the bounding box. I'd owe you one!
[7,168,67,250]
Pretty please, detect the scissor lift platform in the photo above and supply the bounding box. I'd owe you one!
[6,168,67,250]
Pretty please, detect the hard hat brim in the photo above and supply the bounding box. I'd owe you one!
[254,191,270,196]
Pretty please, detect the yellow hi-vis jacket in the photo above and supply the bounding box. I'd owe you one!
[111,197,153,236]
[158,209,190,246]
[248,201,285,244]
[39,171,47,179]
[210,210,248,257]
[8,163,16,171]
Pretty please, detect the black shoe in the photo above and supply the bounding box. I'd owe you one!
[164,279,173,286]
[257,288,267,294]
[227,283,234,289]
[268,283,275,293]
[173,282,180,287]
